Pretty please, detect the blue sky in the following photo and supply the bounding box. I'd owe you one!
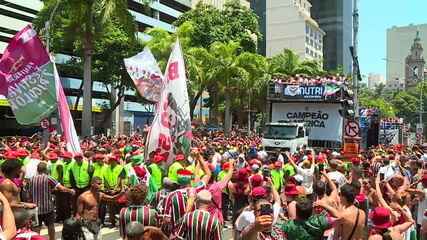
[359,0,427,77]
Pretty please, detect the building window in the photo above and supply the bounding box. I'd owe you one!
[310,39,313,46]
[306,36,309,43]
[306,48,309,54]
[306,25,309,34]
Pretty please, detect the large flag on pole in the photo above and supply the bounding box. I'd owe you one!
[53,62,81,153]
[146,39,192,164]
[0,25,57,125]
[124,47,163,102]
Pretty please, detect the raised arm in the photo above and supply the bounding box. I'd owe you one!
[198,154,212,186]
[219,160,235,186]
[0,192,16,240]
[375,174,391,210]
[321,171,338,200]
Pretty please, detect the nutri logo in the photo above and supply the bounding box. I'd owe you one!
[283,85,324,99]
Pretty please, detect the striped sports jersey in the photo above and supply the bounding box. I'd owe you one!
[119,205,158,237]
[29,174,60,215]
[163,189,188,226]
[174,209,221,240]
[151,189,170,213]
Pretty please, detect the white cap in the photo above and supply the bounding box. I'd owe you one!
[293,174,304,183]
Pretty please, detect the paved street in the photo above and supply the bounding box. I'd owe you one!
[40,224,234,240]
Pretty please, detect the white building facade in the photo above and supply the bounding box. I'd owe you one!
[368,73,386,89]
[266,0,325,61]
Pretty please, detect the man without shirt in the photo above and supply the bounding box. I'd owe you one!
[315,183,366,240]
[75,177,123,240]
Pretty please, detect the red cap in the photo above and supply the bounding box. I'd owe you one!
[16,149,29,158]
[370,207,392,229]
[351,157,361,165]
[4,151,17,160]
[284,183,299,197]
[108,155,120,163]
[222,162,231,170]
[47,152,58,160]
[250,174,264,187]
[175,154,185,161]
[74,153,83,159]
[177,169,193,176]
[249,159,261,166]
[93,154,105,160]
[251,186,267,198]
[60,151,73,159]
[133,166,147,178]
[153,154,166,163]
[237,168,249,182]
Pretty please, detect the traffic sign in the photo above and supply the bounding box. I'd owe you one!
[345,120,360,137]
[40,118,50,129]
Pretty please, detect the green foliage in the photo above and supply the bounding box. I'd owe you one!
[268,49,325,77]
[174,0,260,52]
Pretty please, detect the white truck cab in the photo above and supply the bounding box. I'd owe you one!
[262,122,308,153]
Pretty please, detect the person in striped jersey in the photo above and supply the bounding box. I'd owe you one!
[173,190,222,240]
[119,184,158,238]
[161,152,212,235]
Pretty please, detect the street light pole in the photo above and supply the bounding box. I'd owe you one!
[352,0,359,118]
[45,0,61,52]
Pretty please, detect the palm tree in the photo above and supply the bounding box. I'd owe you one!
[209,41,252,134]
[236,52,268,129]
[185,47,215,119]
[35,0,136,136]
[269,49,324,77]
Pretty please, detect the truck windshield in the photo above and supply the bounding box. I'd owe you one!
[264,125,297,139]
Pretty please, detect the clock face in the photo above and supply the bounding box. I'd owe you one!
[412,66,419,78]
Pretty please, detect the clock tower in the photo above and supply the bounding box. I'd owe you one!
[405,31,425,88]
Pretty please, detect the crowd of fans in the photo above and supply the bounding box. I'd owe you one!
[272,74,348,86]
[0,132,425,240]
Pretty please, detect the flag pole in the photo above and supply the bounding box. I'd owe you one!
[45,0,62,135]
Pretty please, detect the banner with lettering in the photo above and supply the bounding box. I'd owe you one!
[283,85,325,99]
[0,25,57,125]
[124,47,163,102]
[145,39,192,164]
[271,102,343,142]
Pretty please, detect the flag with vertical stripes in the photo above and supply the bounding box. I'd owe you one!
[53,62,81,153]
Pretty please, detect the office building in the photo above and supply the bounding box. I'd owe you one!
[264,0,325,61]
[386,77,405,91]
[367,73,386,89]
[386,24,427,85]
[309,0,353,74]
[0,0,191,135]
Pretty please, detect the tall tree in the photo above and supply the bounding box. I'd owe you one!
[174,0,260,52]
[34,0,136,136]
[208,41,254,134]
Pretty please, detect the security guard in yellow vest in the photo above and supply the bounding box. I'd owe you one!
[104,154,125,227]
[70,152,93,211]
[48,152,62,181]
[92,153,106,186]
[57,151,75,221]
